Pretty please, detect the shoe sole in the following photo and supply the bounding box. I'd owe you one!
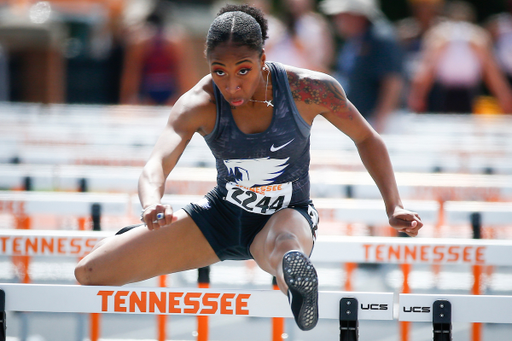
[282,251,318,331]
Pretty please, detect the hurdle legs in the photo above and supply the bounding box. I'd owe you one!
[271,277,285,341]
[339,298,358,341]
[90,313,100,341]
[432,300,452,341]
[0,290,5,341]
[158,275,168,341]
[471,265,483,341]
[471,212,483,341]
[400,263,412,341]
[197,267,210,341]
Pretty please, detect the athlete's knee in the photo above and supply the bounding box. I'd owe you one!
[273,231,301,251]
[75,257,106,286]
[74,260,94,285]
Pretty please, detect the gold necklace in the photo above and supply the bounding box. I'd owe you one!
[249,66,273,107]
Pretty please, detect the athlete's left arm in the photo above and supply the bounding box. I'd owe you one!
[291,71,422,236]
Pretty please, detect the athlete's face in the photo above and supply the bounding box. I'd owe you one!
[208,42,266,107]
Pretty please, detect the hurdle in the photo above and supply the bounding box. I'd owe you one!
[312,235,512,341]
[3,105,512,173]
[399,293,512,324]
[2,230,511,271]
[9,188,509,230]
[3,230,512,340]
[2,164,512,202]
[398,293,512,341]
[1,285,512,341]
[0,229,171,341]
[0,284,394,341]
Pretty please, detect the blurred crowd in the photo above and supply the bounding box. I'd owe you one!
[0,0,511,131]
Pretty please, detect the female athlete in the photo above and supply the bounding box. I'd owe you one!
[75,4,423,331]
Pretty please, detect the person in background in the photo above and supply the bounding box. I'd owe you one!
[407,1,512,114]
[485,3,512,87]
[395,0,445,106]
[321,0,405,133]
[248,0,287,58]
[264,0,334,73]
[119,1,191,106]
[0,43,8,101]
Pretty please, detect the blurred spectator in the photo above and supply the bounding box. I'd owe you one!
[0,43,8,101]
[0,2,66,103]
[247,0,287,56]
[27,0,128,104]
[321,0,405,132]
[408,1,512,114]
[485,11,512,86]
[264,0,334,73]
[120,1,190,106]
[395,0,444,96]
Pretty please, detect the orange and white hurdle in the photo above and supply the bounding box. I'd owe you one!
[0,283,394,341]
[0,284,393,321]
[2,284,512,341]
[1,230,509,264]
[2,230,512,340]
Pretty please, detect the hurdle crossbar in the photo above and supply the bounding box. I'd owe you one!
[0,284,393,341]
[3,190,512,228]
[0,284,393,321]
[0,230,112,257]
[313,235,512,266]
[2,285,512,340]
[3,231,512,266]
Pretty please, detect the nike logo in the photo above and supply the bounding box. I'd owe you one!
[270,139,294,152]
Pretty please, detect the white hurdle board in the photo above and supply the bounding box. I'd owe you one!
[0,230,112,257]
[0,191,131,216]
[2,164,512,201]
[313,236,512,266]
[3,231,512,266]
[0,284,394,320]
[0,191,201,217]
[399,294,512,323]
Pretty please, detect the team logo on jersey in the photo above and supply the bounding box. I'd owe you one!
[223,157,290,188]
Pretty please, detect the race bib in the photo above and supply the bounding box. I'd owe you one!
[225,182,292,215]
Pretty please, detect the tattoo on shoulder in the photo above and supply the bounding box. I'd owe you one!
[287,72,351,118]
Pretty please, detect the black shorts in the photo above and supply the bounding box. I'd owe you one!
[183,187,319,261]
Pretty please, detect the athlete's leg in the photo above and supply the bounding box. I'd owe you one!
[249,208,314,293]
[75,209,220,286]
[250,208,318,331]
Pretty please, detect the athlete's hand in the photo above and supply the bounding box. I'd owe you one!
[141,204,176,230]
[388,207,423,237]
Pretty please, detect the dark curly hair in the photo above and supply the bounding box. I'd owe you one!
[205,4,269,57]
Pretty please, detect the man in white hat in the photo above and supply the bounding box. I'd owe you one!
[320,0,404,132]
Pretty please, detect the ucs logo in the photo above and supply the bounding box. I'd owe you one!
[361,303,388,311]
[403,306,431,313]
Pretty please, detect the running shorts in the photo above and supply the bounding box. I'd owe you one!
[183,187,319,261]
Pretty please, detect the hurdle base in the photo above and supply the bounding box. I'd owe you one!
[433,300,452,341]
[339,297,358,341]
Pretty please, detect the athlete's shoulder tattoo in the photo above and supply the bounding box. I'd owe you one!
[287,72,350,118]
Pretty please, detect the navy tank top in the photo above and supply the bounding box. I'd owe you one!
[203,62,312,215]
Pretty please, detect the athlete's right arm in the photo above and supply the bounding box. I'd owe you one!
[138,77,216,229]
